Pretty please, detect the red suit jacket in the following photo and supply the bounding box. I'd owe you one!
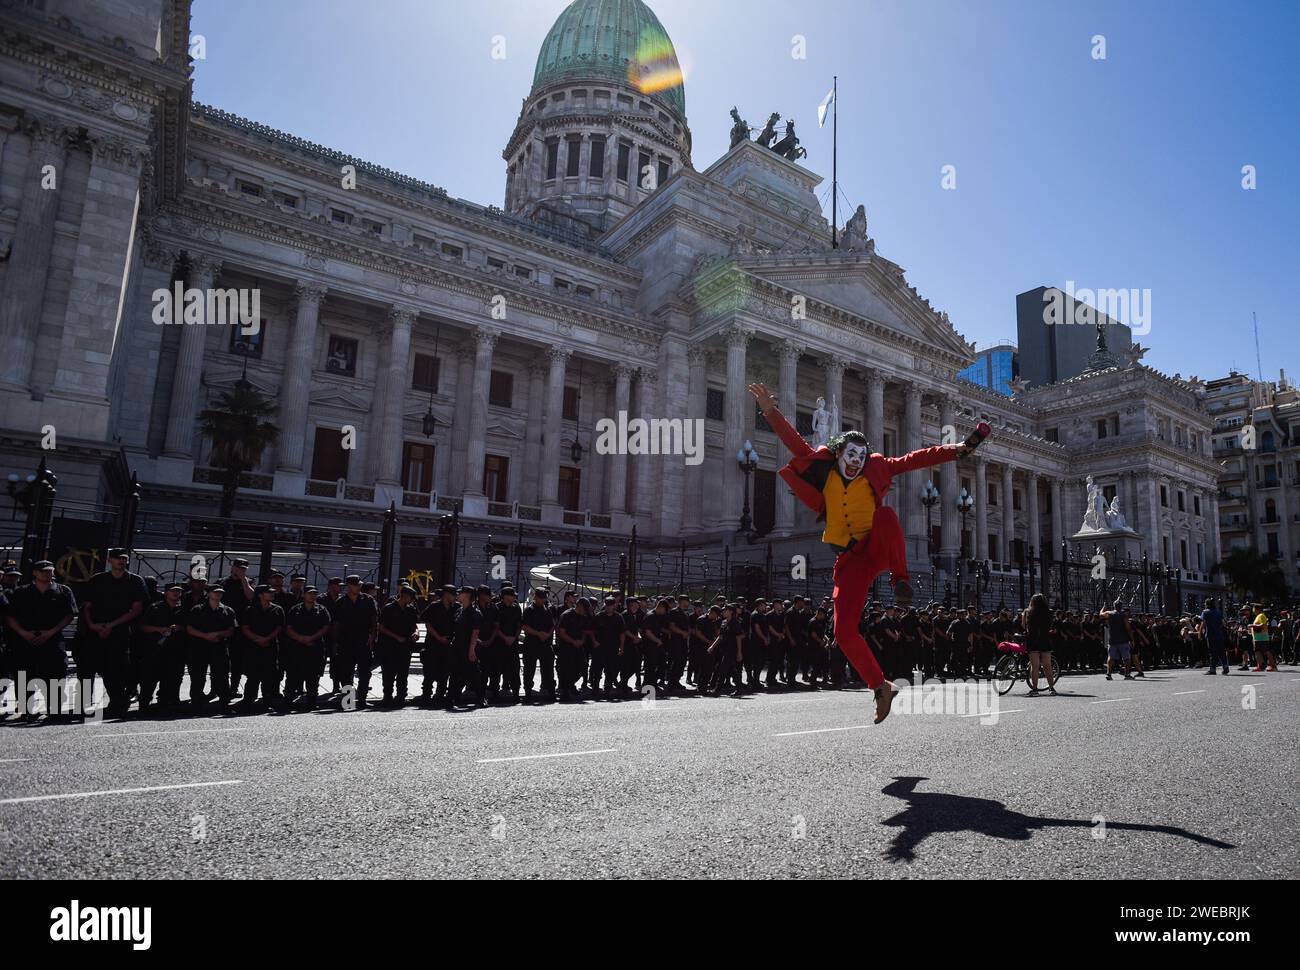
[766,406,956,521]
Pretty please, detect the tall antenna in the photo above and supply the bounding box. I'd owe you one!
[1252,311,1263,382]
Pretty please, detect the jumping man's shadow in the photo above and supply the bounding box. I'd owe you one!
[879,776,1235,863]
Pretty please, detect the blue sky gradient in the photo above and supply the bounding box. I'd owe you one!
[190,0,1299,383]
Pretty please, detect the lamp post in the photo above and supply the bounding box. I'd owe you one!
[921,480,939,600]
[956,487,974,606]
[736,439,758,537]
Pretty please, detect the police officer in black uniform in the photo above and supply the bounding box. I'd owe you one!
[664,595,691,695]
[239,585,285,710]
[475,585,499,702]
[419,584,458,706]
[493,586,523,703]
[446,585,482,710]
[284,585,332,711]
[333,575,378,707]
[641,597,670,694]
[221,558,255,698]
[186,585,237,709]
[80,549,149,718]
[4,561,75,719]
[321,577,345,693]
[377,585,420,707]
[620,596,644,698]
[137,583,187,713]
[521,587,556,703]
[555,596,592,703]
[589,596,626,700]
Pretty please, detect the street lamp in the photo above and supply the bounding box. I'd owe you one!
[920,480,940,600]
[736,440,759,536]
[956,487,974,605]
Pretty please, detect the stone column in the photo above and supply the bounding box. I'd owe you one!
[540,346,571,514]
[865,368,885,452]
[939,396,960,563]
[521,361,546,504]
[163,255,222,457]
[1001,463,1016,566]
[1126,470,1141,535]
[449,346,475,494]
[775,339,803,535]
[684,345,709,533]
[463,327,498,499]
[1147,475,1164,562]
[1050,477,1064,557]
[0,116,69,390]
[722,325,754,531]
[276,282,326,473]
[377,305,416,488]
[633,367,660,528]
[902,384,924,550]
[974,455,989,562]
[1027,471,1042,558]
[607,362,635,515]
[824,358,846,439]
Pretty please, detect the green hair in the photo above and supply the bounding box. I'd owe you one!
[827,430,869,455]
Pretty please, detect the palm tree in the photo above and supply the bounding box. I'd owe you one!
[198,381,280,519]
[1212,547,1288,602]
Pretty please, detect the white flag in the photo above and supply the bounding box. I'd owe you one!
[817,87,835,128]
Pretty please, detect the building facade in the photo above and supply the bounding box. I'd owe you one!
[1207,369,1300,587]
[0,0,1224,605]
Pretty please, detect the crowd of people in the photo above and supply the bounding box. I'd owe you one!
[0,550,1295,721]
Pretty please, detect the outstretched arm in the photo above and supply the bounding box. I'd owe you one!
[748,383,814,459]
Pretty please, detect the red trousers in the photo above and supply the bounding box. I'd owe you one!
[832,506,908,690]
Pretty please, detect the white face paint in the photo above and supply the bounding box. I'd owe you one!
[838,441,868,480]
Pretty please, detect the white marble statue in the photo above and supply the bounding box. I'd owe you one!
[1106,495,1131,531]
[1080,476,1133,533]
[811,395,839,448]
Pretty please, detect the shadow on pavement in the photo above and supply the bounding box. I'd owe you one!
[879,775,1236,863]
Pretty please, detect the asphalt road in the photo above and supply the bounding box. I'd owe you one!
[1,665,1296,879]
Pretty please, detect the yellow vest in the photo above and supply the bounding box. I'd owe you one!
[822,471,876,549]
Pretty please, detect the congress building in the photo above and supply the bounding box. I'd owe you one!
[0,0,1224,607]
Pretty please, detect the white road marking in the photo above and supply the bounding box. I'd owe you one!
[1091,698,1135,705]
[959,709,1025,718]
[88,727,248,739]
[477,748,617,764]
[0,758,31,764]
[1173,690,1207,696]
[774,725,871,737]
[0,780,243,806]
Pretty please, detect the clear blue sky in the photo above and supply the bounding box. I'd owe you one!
[190,0,1298,383]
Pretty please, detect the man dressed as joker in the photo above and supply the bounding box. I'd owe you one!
[748,382,985,724]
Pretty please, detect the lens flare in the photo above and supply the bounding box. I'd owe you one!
[628,26,684,98]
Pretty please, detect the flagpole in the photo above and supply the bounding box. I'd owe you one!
[831,75,838,249]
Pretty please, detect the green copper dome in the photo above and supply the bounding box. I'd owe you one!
[532,0,687,120]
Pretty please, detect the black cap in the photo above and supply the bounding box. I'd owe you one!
[501,587,517,597]
[328,577,343,586]
[304,586,319,595]
[166,583,184,593]
[32,560,54,571]
[603,595,616,604]
[398,586,416,598]
[458,585,476,595]
[107,548,128,560]
[441,584,457,595]
[254,584,271,595]
[345,575,362,585]
[232,558,250,568]
[476,585,492,595]
[290,574,306,582]
[206,585,224,594]
[532,587,548,598]
[3,567,21,577]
